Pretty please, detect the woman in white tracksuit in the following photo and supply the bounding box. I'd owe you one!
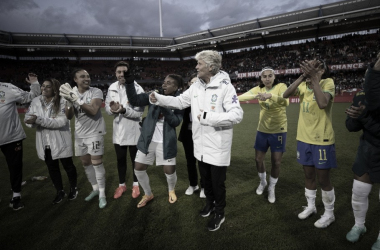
[105,61,145,199]
[25,78,77,204]
[150,50,244,231]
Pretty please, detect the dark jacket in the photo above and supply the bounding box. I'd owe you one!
[348,62,380,142]
[126,83,184,159]
[364,62,380,111]
[346,90,380,148]
[178,107,192,143]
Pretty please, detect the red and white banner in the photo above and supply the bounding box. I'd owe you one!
[237,63,365,79]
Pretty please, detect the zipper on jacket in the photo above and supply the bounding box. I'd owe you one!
[201,87,207,164]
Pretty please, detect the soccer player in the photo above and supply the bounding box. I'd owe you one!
[238,67,289,203]
[345,52,380,249]
[0,73,41,210]
[125,72,184,208]
[178,74,205,198]
[105,61,145,199]
[25,78,78,204]
[283,59,337,229]
[150,50,244,232]
[59,69,107,209]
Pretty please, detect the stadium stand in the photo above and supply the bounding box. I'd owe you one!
[0,32,377,96]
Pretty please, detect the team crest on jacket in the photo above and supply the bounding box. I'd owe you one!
[211,94,218,102]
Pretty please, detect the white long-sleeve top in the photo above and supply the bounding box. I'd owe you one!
[0,82,41,146]
[152,71,243,166]
[25,96,73,160]
[105,81,145,145]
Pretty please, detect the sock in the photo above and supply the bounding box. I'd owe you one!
[99,188,106,198]
[84,165,97,186]
[165,172,177,192]
[119,183,126,187]
[352,179,372,228]
[13,192,21,198]
[258,172,267,185]
[305,188,317,208]
[322,188,335,217]
[92,184,99,191]
[268,176,278,190]
[133,182,139,187]
[135,170,152,196]
[93,163,106,197]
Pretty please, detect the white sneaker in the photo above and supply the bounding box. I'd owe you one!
[314,214,335,228]
[268,187,275,203]
[298,206,317,219]
[256,180,267,195]
[200,188,206,198]
[185,185,199,195]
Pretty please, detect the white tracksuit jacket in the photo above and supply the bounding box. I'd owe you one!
[153,71,243,166]
[0,82,41,146]
[25,96,73,161]
[105,81,145,146]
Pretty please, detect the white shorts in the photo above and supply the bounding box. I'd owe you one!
[75,135,104,157]
[135,141,176,166]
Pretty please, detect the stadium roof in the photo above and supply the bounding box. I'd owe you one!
[0,0,379,59]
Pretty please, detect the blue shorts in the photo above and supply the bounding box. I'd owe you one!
[254,131,287,153]
[297,141,337,169]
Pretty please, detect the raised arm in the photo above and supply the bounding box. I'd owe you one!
[149,88,191,110]
[283,75,305,98]
[301,60,331,109]
[12,73,41,104]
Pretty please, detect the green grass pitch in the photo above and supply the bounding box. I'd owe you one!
[1,103,378,250]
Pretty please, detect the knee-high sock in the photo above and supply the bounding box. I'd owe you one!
[322,188,335,217]
[258,172,266,185]
[93,163,106,197]
[305,188,317,208]
[84,165,98,190]
[352,179,372,228]
[268,176,278,190]
[135,170,152,196]
[165,172,177,192]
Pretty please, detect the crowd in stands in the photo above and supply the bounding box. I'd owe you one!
[0,32,378,94]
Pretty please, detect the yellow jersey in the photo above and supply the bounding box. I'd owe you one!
[294,78,335,145]
[239,83,289,133]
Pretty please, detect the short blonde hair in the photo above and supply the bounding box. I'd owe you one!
[195,50,222,75]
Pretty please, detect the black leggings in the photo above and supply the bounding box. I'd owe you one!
[1,140,23,193]
[45,148,77,191]
[114,144,138,184]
